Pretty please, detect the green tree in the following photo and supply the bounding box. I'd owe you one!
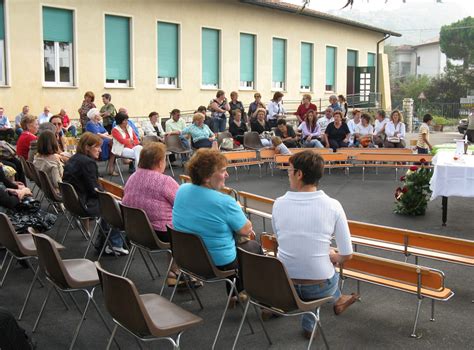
[425,63,474,103]
[440,16,474,70]
[391,75,431,109]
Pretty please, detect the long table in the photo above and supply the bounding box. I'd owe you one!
[430,151,474,225]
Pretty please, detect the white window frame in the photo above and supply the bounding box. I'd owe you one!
[200,26,222,90]
[43,41,74,87]
[156,20,180,89]
[272,81,285,91]
[239,80,254,90]
[0,40,5,85]
[239,32,256,91]
[105,78,130,88]
[271,36,287,92]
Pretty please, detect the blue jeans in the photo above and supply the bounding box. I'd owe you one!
[303,139,324,148]
[15,128,23,136]
[212,117,227,133]
[293,272,341,332]
[67,125,77,137]
[417,147,429,154]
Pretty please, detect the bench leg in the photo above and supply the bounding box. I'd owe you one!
[430,299,435,322]
[356,280,361,296]
[410,298,423,338]
[362,166,365,181]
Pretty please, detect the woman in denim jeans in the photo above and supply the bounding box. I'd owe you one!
[209,90,230,133]
[272,151,359,339]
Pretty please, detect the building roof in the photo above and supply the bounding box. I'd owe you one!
[413,37,439,48]
[239,0,402,37]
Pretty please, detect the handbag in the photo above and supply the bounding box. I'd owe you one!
[387,136,400,143]
[7,197,57,233]
[220,138,234,151]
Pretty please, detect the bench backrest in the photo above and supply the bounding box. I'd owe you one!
[238,191,274,218]
[287,148,333,155]
[348,220,474,259]
[338,148,413,157]
[275,152,349,165]
[98,178,124,199]
[223,150,259,162]
[179,174,191,184]
[354,153,433,163]
[259,148,275,160]
[342,252,445,292]
[179,174,237,200]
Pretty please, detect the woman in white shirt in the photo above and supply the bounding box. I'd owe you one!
[266,91,285,128]
[384,110,406,148]
[346,109,361,146]
[142,111,165,141]
[354,114,374,148]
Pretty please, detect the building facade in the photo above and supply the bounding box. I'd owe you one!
[0,0,397,121]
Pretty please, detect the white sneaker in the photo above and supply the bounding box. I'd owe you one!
[112,246,129,255]
[104,246,129,255]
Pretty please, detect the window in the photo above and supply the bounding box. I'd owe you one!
[300,42,313,91]
[105,15,130,87]
[0,0,5,85]
[42,7,74,86]
[202,28,220,88]
[272,38,286,90]
[326,46,336,91]
[417,56,421,66]
[240,33,255,89]
[347,50,358,67]
[400,62,411,76]
[367,53,376,67]
[157,21,179,88]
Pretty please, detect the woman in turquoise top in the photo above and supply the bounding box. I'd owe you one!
[182,112,216,149]
[173,149,262,300]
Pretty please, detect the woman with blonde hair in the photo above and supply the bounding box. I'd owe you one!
[384,109,406,148]
[182,112,216,149]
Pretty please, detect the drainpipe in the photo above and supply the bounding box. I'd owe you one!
[376,34,391,105]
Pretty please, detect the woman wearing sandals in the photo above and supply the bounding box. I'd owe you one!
[122,142,182,286]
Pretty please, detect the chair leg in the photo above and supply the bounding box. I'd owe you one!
[33,285,54,332]
[167,155,175,177]
[183,274,203,310]
[0,250,8,270]
[410,298,423,338]
[147,251,161,277]
[18,262,41,320]
[212,278,237,350]
[116,159,125,185]
[160,255,174,296]
[91,294,121,350]
[0,253,13,287]
[252,304,272,345]
[138,249,155,280]
[430,299,435,322]
[232,299,250,350]
[106,325,118,350]
[306,312,319,350]
[121,245,136,277]
[169,271,182,302]
[318,318,330,350]
[61,216,74,244]
[69,291,93,350]
[83,219,102,258]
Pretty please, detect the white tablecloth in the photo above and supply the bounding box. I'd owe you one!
[430,151,474,200]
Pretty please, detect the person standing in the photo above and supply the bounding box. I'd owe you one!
[229,91,246,124]
[100,93,116,134]
[78,91,96,131]
[465,107,474,142]
[248,92,263,121]
[272,151,358,339]
[416,114,433,154]
[267,92,285,128]
[209,90,230,133]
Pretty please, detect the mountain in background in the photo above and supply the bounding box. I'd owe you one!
[326,1,472,45]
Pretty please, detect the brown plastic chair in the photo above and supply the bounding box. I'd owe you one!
[59,182,98,245]
[95,262,203,349]
[165,133,192,168]
[37,168,65,217]
[120,204,172,295]
[243,131,265,150]
[26,160,44,201]
[233,248,333,350]
[31,233,115,349]
[167,226,254,350]
[82,189,128,261]
[19,156,38,195]
[217,131,233,145]
[0,213,64,319]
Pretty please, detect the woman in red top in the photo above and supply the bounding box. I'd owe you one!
[59,108,77,137]
[294,94,317,124]
[111,112,143,170]
[16,115,39,159]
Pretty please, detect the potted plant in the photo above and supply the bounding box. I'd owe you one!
[432,116,448,132]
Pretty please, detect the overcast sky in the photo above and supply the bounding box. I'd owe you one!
[286,0,474,13]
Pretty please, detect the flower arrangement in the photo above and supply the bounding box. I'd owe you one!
[394,161,433,216]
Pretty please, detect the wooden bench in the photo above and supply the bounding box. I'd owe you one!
[238,191,274,232]
[287,148,334,155]
[222,150,264,179]
[275,153,352,174]
[348,220,474,267]
[338,252,454,338]
[352,153,433,180]
[337,147,414,158]
[179,174,238,200]
[98,177,124,199]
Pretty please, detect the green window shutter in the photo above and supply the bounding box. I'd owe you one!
[240,33,254,82]
[0,1,4,40]
[301,42,313,88]
[326,46,336,88]
[42,7,73,43]
[347,50,358,67]
[157,22,178,79]
[202,28,219,86]
[272,38,286,83]
[105,15,130,81]
[368,53,376,67]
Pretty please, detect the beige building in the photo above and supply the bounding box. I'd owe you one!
[0,0,399,123]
